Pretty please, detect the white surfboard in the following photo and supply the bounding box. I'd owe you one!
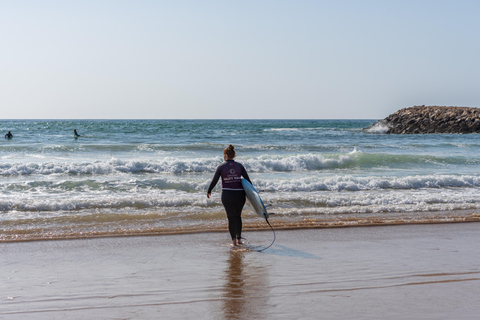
[242,179,269,220]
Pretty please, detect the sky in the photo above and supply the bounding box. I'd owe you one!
[1,0,479,119]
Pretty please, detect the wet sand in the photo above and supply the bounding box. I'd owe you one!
[2,222,480,319]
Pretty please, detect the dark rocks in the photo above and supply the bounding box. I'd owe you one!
[368,106,480,134]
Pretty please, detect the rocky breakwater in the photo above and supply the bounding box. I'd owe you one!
[368,106,480,134]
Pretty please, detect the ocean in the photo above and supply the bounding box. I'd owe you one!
[1,119,480,241]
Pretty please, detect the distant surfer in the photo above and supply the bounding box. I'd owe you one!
[5,131,13,139]
[207,145,252,247]
[73,129,80,138]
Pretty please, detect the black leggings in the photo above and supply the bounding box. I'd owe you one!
[221,190,246,241]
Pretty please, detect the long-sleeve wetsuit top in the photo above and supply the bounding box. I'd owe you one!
[208,160,251,193]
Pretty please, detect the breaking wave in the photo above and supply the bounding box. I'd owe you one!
[1,151,476,176]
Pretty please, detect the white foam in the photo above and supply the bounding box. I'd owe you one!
[244,153,358,172]
[256,186,480,215]
[0,153,359,176]
[254,174,480,192]
[0,158,219,176]
[366,121,389,134]
[4,149,477,177]
[2,183,480,220]
[0,190,208,214]
[266,128,301,132]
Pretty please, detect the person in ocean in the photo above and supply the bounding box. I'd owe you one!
[207,144,252,247]
[73,129,80,138]
[5,131,13,139]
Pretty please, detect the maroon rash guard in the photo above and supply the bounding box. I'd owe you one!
[208,160,252,240]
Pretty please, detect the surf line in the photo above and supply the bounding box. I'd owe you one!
[256,215,276,252]
[241,179,276,252]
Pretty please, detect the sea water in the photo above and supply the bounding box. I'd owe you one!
[1,119,480,241]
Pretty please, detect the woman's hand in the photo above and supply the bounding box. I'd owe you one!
[207,193,211,198]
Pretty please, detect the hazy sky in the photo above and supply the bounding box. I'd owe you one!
[1,0,479,119]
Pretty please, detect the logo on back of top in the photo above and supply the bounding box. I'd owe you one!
[229,169,236,174]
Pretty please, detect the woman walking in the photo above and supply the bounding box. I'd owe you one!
[207,145,252,246]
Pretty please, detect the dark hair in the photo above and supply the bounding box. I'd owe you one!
[223,144,236,159]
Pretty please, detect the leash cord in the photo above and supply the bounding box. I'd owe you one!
[255,216,275,252]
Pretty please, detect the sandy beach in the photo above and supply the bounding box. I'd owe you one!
[2,222,480,319]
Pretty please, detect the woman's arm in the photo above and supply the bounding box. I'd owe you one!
[207,165,222,197]
[241,165,252,184]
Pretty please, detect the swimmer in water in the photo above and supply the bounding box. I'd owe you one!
[5,131,13,139]
[74,129,80,138]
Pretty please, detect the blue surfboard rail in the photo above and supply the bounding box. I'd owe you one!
[241,179,269,220]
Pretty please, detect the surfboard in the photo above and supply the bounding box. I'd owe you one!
[242,179,269,220]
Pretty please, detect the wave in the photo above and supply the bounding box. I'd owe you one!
[0,158,219,176]
[0,141,353,155]
[2,191,480,242]
[253,174,480,192]
[0,192,209,213]
[3,174,480,197]
[365,120,390,134]
[3,175,480,214]
[1,150,479,177]
[263,127,326,133]
[0,178,203,195]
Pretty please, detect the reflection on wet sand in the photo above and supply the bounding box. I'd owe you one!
[222,251,269,319]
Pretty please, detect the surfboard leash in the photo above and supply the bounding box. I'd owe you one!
[256,215,276,252]
[236,216,276,252]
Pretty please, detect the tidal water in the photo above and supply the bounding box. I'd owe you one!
[1,119,480,241]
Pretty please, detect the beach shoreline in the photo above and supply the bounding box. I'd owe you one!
[2,222,479,319]
[3,210,480,243]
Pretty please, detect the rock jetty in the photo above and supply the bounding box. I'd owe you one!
[368,106,480,134]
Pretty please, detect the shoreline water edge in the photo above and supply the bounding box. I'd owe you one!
[3,119,480,242]
[3,214,480,243]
